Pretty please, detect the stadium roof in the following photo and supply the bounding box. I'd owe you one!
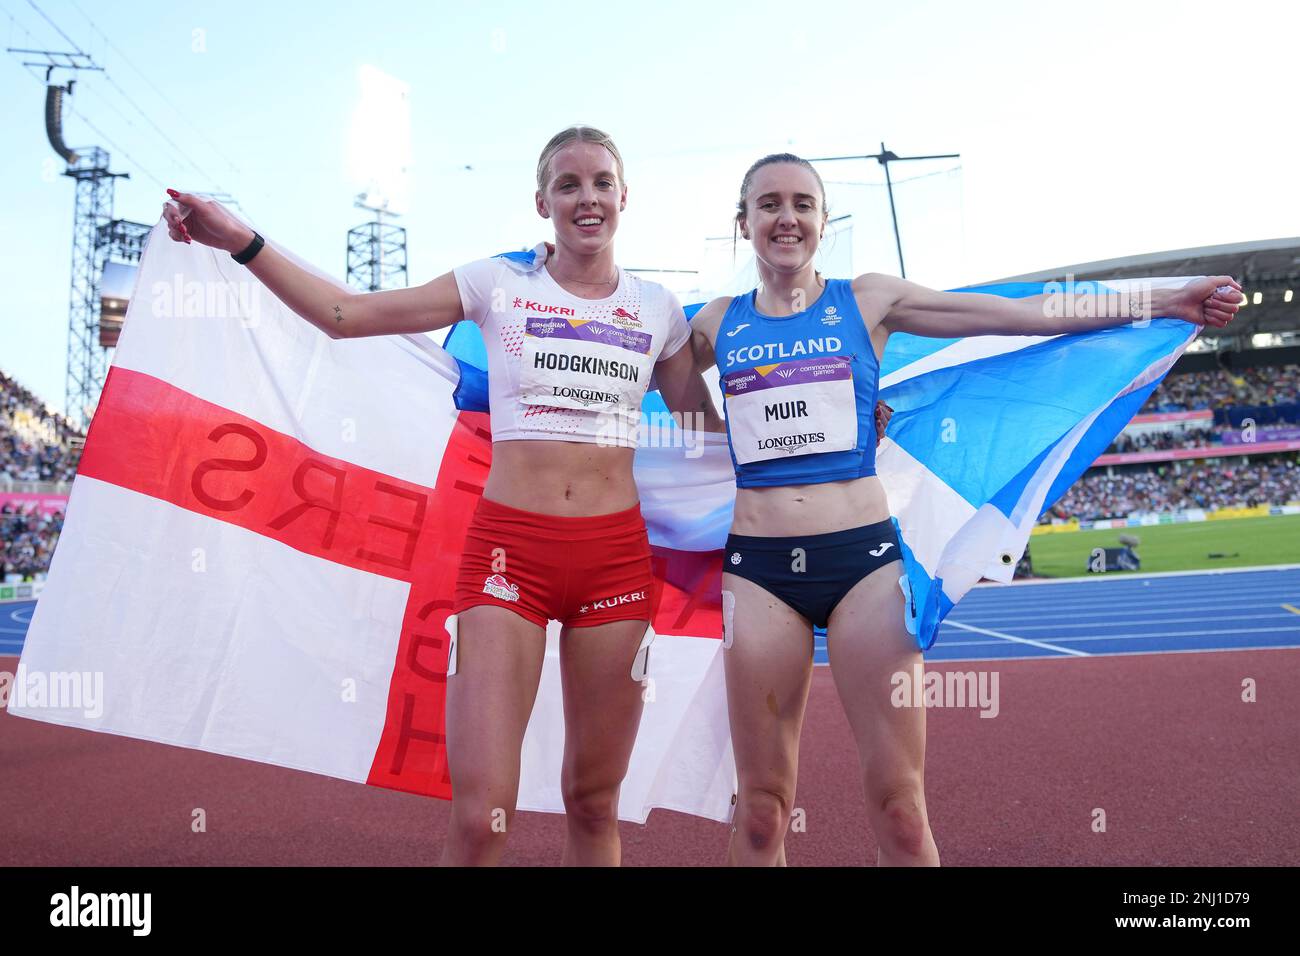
[989,237,1300,341]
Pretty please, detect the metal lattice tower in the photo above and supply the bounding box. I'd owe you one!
[100,218,152,263]
[346,217,408,292]
[63,146,127,429]
[345,200,405,290]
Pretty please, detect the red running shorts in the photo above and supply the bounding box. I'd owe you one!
[453,496,655,629]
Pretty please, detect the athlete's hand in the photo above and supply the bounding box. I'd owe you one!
[874,401,893,445]
[1158,276,1243,329]
[161,189,255,253]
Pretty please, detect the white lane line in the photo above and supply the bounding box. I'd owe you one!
[962,583,1300,601]
[941,620,1089,657]
[936,627,1300,648]
[961,586,1299,603]
[1012,625,1300,643]
[957,598,1298,614]
[971,564,1300,588]
[952,605,1291,625]
[962,584,1300,600]
[952,613,1296,632]
[913,644,1300,663]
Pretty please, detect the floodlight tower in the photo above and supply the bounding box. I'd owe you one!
[346,194,408,292]
[18,45,124,429]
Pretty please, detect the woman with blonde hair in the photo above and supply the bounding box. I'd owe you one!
[163,125,723,866]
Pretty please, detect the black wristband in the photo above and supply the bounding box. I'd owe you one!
[232,231,265,265]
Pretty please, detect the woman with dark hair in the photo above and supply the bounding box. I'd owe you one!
[687,153,1241,865]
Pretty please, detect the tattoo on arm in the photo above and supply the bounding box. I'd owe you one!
[333,305,343,324]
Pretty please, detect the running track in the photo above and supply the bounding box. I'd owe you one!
[3,566,1298,866]
[816,565,1300,663]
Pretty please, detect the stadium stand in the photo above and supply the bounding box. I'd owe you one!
[1048,359,1300,521]
[1049,454,1300,522]
[1139,362,1300,413]
[1,369,80,581]
[993,239,1300,527]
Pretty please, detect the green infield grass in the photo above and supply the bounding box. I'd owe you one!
[1026,513,1300,579]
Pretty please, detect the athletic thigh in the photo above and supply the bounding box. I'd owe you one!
[444,604,547,805]
[825,559,927,798]
[558,618,652,796]
[721,572,816,798]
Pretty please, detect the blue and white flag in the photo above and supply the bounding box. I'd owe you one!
[874,278,1200,648]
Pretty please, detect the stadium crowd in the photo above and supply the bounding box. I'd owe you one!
[2,370,81,483]
[1049,454,1300,521]
[1106,426,1220,454]
[1141,363,1300,413]
[2,504,64,582]
[2,369,80,580]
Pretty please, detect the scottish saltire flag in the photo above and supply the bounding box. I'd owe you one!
[873,279,1201,647]
[8,224,734,823]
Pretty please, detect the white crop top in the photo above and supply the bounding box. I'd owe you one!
[453,245,691,446]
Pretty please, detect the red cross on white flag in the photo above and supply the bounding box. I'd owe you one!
[8,224,736,823]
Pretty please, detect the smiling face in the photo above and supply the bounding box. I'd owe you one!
[737,161,827,275]
[535,140,626,256]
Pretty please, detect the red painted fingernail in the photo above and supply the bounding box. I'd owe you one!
[167,188,180,198]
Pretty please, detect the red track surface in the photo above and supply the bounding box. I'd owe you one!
[3,649,1297,866]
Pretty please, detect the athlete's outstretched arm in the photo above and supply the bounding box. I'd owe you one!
[162,191,464,340]
[856,273,1243,340]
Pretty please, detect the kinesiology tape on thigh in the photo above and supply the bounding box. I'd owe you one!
[721,590,736,649]
[444,614,459,677]
[630,623,656,682]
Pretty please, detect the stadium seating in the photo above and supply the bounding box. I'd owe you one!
[1,369,79,581]
[1050,361,1300,521]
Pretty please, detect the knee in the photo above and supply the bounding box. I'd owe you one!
[735,786,793,853]
[449,799,511,853]
[870,784,930,858]
[562,781,619,834]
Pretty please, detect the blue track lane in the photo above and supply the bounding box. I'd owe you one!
[814,567,1300,663]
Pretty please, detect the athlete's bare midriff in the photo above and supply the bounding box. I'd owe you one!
[484,439,639,516]
[730,475,891,537]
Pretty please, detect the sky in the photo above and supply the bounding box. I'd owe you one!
[2,0,1298,416]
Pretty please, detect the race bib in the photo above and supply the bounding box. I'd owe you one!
[519,315,654,413]
[723,355,858,464]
